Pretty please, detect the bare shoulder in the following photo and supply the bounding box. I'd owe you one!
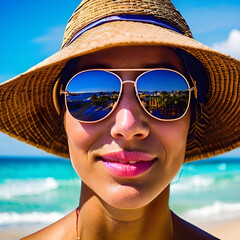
[171,211,220,240]
[20,209,77,240]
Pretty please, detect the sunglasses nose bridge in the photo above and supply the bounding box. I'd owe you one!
[122,80,135,85]
[119,79,138,99]
[119,79,139,105]
[113,77,142,111]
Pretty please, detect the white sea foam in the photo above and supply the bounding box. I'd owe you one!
[0,212,64,225]
[183,201,240,222]
[0,178,58,199]
[171,175,214,193]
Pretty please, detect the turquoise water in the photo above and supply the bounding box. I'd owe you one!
[0,156,240,227]
[171,158,240,224]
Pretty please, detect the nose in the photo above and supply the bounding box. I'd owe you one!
[110,83,150,141]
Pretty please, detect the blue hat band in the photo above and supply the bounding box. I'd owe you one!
[67,14,183,46]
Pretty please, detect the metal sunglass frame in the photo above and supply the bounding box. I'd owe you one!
[60,68,196,123]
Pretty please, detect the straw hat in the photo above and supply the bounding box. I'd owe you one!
[0,0,239,162]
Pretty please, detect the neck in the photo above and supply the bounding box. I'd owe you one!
[77,184,174,240]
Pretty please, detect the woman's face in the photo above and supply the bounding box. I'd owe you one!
[65,46,191,209]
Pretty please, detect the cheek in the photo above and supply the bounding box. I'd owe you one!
[65,112,91,151]
[64,111,101,175]
[162,121,189,152]
[154,111,190,165]
[153,113,190,191]
[64,110,109,151]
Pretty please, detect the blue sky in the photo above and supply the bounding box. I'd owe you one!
[0,0,239,157]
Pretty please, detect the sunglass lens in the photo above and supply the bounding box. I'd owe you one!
[66,70,121,121]
[137,70,190,120]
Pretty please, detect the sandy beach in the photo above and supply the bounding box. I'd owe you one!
[205,219,240,240]
[0,224,44,240]
[0,219,239,240]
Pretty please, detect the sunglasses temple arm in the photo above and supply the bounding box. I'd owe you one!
[60,85,69,96]
[189,86,196,96]
[179,50,198,100]
[188,76,198,99]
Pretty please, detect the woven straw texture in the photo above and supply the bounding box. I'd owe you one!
[0,0,239,162]
[62,0,192,48]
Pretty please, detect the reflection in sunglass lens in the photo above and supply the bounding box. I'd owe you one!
[66,70,121,121]
[137,70,189,120]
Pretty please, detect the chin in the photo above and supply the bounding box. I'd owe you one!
[101,183,162,209]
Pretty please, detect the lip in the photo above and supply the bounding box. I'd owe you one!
[100,151,157,177]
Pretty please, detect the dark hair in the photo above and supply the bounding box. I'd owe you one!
[178,49,209,142]
[180,49,208,104]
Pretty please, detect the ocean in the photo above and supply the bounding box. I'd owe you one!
[0,156,240,233]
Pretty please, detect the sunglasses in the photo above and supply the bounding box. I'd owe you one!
[60,68,195,123]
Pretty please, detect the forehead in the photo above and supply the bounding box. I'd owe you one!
[77,45,184,72]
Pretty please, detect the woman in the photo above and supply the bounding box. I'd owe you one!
[0,0,239,239]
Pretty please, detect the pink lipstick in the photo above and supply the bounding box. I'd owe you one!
[100,151,156,177]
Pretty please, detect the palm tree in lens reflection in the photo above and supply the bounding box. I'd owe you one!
[139,90,188,118]
[90,91,119,107]
[90,94,98,105]
[158,90,188,117]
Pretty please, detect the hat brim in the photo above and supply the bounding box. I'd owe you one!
[0,21,239,162]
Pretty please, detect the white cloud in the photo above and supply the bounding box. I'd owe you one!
[33,25,65,53]
[211,29,240,59]
[34,25,65,43]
